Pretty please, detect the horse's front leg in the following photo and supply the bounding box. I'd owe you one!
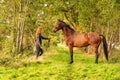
[69,46,73,64]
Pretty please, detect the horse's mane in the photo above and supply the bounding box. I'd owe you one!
[60,20,75,32]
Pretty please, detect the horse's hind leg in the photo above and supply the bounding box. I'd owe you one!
[92,45,99,64]
[95,50,99,64]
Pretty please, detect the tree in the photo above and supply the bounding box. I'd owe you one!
[0,0,119,56]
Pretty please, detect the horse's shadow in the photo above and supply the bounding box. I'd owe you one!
[65,64,73,80]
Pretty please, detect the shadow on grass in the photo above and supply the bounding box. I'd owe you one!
[65,64,73,80]
[23,61,42,67]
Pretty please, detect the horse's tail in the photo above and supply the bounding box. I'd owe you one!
[100,35,108,61]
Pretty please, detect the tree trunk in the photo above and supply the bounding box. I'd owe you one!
[16,0,25,53]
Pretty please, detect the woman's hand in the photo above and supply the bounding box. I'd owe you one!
[48,38,51,42]
[48,38,51,47]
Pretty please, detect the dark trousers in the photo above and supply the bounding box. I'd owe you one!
[36,45,43,58]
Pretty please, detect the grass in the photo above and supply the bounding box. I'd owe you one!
[0,46,120,80]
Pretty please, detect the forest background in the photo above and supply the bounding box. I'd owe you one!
[0,0,120,80]
[0,0,120,55]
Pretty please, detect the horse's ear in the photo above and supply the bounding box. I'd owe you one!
[57,19,62,22]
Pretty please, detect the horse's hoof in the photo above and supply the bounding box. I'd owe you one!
[69,61,73,64]
[95,62,98,64]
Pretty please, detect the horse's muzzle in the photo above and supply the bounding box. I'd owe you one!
[53,29,57,33]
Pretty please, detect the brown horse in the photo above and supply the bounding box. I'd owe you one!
[53,19,108,64]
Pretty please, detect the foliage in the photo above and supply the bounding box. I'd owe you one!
[0,0,120,61]
[0,1,120,79]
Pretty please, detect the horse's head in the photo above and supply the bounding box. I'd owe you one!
[53,19,63,33]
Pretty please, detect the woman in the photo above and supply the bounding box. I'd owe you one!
[35,27,50,58]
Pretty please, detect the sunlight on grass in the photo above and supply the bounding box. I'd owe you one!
[0,46,120,80]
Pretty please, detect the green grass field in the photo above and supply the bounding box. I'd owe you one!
[0,46,120,80]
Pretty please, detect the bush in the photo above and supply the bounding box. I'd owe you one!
[109,50,120,63]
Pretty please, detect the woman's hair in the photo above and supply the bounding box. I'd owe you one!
[36,27,42,35]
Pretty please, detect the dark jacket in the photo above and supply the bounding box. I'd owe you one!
[35,34,49,48]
